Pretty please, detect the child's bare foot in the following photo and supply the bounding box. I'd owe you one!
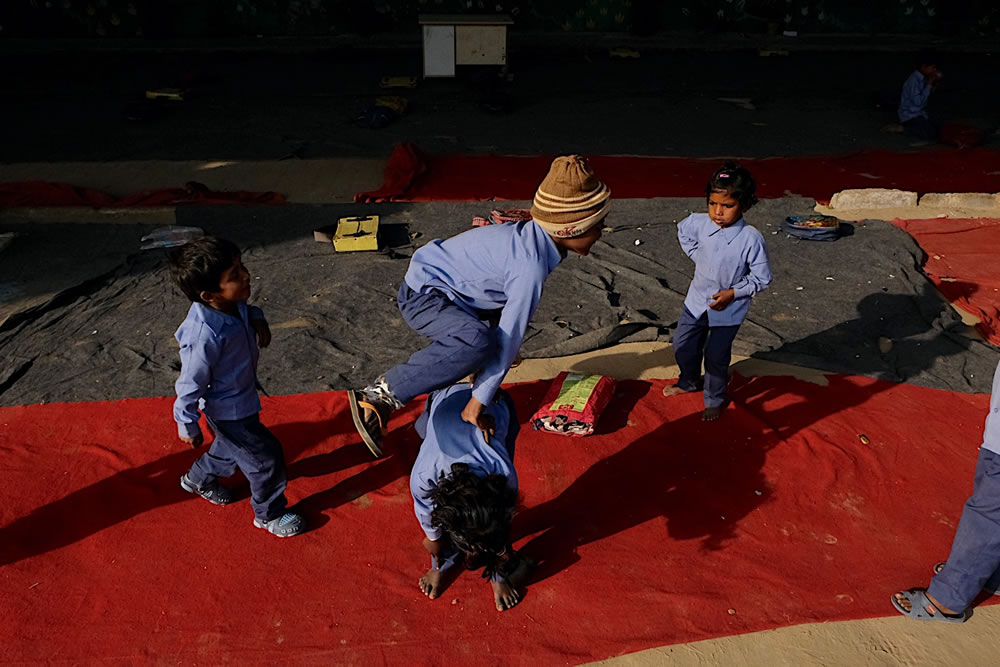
[491,556,532,611]
[662,385,690,398]
[419,564,462,600]
[491,579,521,611]
[702,406,722,421]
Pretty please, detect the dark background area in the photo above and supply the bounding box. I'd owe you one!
[1,3,998,162]
[3,1,999,39]
[0,46,997,162]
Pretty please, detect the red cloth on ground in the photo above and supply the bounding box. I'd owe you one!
[356,143,1000,203]
[0,181,286,208]
[893,217,1000,346]
[354,142,429,203]
[0,375,993,664]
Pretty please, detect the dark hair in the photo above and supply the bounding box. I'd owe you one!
[917,49,938,68]
[705,161,758,210]
[167,236,240,303]
[429,463,518,580]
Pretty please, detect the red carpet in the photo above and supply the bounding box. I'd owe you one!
[893,217,1000,346]
[0,181,286,208]
[355,143,1000,203]
[0,376,993,664]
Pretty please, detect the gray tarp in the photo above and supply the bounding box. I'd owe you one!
[2,197,997,406]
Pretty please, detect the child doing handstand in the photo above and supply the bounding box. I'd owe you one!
[410,383,528,611]
[663,163,772,421]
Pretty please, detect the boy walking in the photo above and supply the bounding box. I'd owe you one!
[349,155,611,456]
[169,236,304,538]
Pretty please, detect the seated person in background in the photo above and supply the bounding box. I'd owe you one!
[898,50,942,142]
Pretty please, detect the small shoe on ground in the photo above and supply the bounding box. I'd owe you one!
[254,512,306,538]
[180,473,234,505]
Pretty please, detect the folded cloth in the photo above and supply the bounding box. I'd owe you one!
[532,415,594,436]
[471,208,533,227]
[491,208,532,224]
[531,372,617,437]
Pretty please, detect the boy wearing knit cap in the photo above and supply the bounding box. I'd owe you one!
[348,155,610,457]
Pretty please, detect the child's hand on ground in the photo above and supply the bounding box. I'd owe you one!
[251,319,271,348]
[180,432,204,448]
[709,288,735,311]
[462,396,496,443]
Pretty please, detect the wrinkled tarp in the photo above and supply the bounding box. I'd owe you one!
[2,197,997,406]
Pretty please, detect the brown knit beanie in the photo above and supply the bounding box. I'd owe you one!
[531,155,611,238]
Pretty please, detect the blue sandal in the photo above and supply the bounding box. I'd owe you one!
[891,588,969,623]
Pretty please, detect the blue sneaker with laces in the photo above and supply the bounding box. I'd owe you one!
[253,512,305,538]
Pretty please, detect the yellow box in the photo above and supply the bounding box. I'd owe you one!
[332,216,379,252]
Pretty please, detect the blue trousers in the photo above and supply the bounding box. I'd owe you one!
[928,448,1000,611]
[672,306,741,409]
[384,284,497,404]
[188,413,288,522]
[903,115,939,142]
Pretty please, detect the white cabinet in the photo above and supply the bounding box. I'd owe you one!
[418,15,513,78]
[422,25,456,77]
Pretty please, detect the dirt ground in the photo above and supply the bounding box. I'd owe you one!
[3,36,1000,666]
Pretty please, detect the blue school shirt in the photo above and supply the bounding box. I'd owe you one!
[678,213,772,326]
[173,301,265,438]
[982,361,1000,456]
[404,220,563,405]
[899,70,933,123]
[409,384,518,542]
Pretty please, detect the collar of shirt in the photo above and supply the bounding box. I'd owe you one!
[706,218,746,244]
[531,220,566,271]
[189,301,248,335]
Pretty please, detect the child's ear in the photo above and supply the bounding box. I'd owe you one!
[198,289,216,304]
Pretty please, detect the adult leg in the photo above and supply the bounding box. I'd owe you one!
[927,449,1000,612]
